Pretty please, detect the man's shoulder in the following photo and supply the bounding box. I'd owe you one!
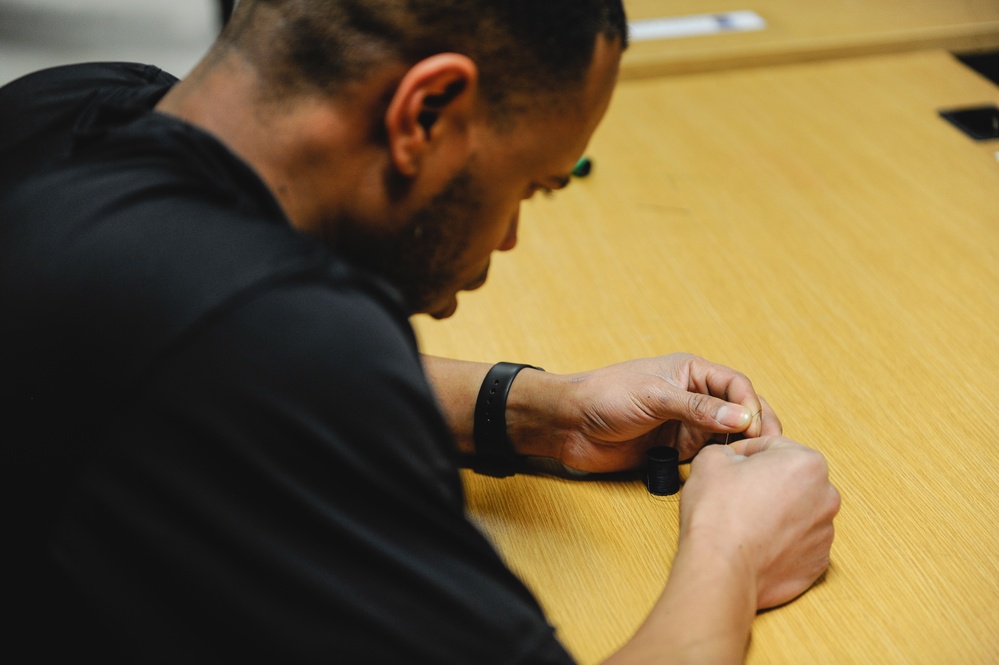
[1,61,176,96]
[0,62,177,188]
[0,62,177,119]
[1,165,410,391]
[0,131,413,449]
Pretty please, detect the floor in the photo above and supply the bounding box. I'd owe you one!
[0,0,221,87]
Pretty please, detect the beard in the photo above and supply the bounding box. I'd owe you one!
[331,165,484,314]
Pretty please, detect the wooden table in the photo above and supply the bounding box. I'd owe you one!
[413,50,999,664]
[620,0,999,78]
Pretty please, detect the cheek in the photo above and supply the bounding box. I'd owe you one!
[462,168,528,254]
[497,208,520,251]
[468,186,520,243]
[473,203,520,256]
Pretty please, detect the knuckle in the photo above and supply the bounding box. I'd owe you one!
[798,448,830,476]
[686,392,712,420]
[827,486,843,518]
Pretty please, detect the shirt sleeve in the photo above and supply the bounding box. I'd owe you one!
[49,275,576,664]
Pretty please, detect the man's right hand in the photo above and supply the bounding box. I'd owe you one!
[681,436,841,610]
[604,436,840,664]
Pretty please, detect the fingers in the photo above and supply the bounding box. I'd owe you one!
[729,434,805,456]
[692,435,802,471]
[686,443,740,477]
[708,397,781,445]
[755,397,783,437]
[684,356,775,436]
[699,357,760,406]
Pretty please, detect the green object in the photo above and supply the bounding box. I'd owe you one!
[572,156,593,177]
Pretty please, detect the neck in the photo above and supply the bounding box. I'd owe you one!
[155,51,384,239]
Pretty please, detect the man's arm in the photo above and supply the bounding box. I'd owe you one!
[420,355,556,458]
[421,353,781,472]
[54,285,578,663]
[423,355,840,664]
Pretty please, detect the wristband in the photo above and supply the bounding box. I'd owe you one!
[470,362,542,477]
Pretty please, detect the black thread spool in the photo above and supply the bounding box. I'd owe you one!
[646,446,680,496]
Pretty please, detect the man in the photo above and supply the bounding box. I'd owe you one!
[0,1,839,662]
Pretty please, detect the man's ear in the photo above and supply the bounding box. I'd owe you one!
[384,53,477,177]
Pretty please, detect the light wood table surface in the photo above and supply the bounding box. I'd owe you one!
[620,0,999,78]
[413,50,999,664]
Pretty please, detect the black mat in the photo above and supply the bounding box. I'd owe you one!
[956,50,999,87]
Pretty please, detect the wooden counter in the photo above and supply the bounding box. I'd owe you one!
[414,50,999,664]
[620,0,999,78]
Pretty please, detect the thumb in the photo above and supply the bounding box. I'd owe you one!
[666,390,752,432]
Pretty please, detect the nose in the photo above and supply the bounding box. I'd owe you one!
[497,208,520,252]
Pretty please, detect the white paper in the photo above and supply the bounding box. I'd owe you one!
[628,11,766,42]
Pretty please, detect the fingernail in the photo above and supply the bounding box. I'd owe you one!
[716,405,751,428]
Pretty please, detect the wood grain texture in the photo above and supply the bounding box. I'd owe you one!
[619,0,999,78]
[414,51,999,663]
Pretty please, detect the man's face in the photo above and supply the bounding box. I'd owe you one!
[339,36,621,318]
[333,161,490,317]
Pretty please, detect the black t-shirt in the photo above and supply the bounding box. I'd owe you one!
[0,63,574,664]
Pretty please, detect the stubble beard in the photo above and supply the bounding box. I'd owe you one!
[330,165,483,314]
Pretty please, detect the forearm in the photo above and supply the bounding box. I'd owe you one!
[421,352,780,474]
[603,533,756,665]
[420,355,489,455]
[420,355,560,458]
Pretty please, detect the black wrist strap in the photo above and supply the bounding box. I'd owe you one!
[470,362,542,477]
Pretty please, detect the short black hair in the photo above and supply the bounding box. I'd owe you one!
[220,0,627,117]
